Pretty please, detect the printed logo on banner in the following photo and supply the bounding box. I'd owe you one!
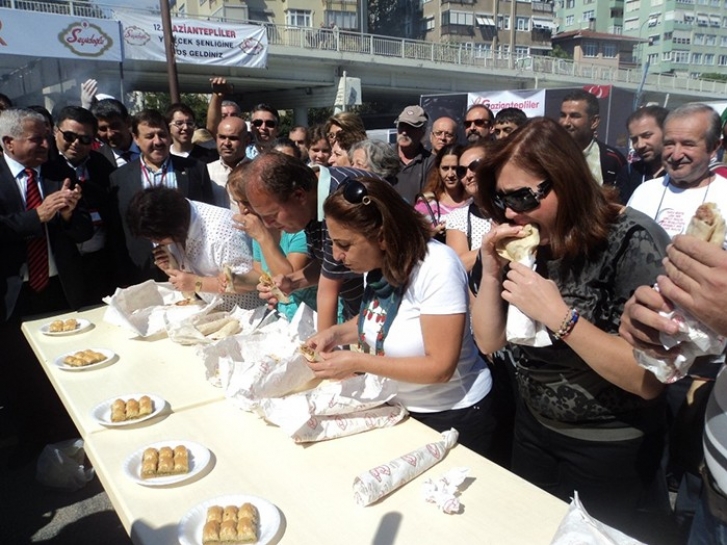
[240,37,264,55]
[124,25,150,46]
[584,84,611,99]
[58,20,114,58]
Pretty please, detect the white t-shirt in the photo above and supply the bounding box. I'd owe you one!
[361,241,492,412]
[445,205,493,250]
[627,173,727,247]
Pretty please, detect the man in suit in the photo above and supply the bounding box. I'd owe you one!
[0,108,93,465]
[44,105,119,306]
[109,108,216,285]
[91,98,140,168]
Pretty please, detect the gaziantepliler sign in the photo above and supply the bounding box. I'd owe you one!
[120,12,267,68]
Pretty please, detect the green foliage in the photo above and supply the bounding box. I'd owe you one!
[142,93,211,125]
[700,73,727,83]
[550,45,572,60]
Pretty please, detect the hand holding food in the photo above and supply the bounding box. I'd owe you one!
[259,272,290,304]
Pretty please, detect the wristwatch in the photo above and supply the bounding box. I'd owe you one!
[194,277,203,293]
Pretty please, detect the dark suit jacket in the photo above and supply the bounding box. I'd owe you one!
[189,145,218,164]
[0,160,93,320]
[597,139,627,187]
[109,155,215,285]
[42,151,120,305]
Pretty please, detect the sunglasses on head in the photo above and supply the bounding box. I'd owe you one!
[465,119,491,128]
[494,179,553,213]
[456,159,481,178]
[59,130,93,146]
[342,180,372,206]
[252,119,277,128]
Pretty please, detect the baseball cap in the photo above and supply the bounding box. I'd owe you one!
[396,105,428,128]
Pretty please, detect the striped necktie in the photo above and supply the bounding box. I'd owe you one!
[25,168,49,292]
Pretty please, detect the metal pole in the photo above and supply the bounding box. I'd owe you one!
[633,50,650,110]
[159,0,180,103]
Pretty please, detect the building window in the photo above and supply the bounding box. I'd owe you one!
[566,0,575,7]
[326,11,358,29]
[497,15,511,29]
[474,43,492,58]
[445,11,474,26]
[692,52,703,64]
[721,36,727,46]
[286,9,312,27]
[705,53,715,64]
[676,0,694,3]
[672,50,690,63]
[582,10,595,22]
[718,54,727,65]
[515,46,529,58]
[723,16,727,27]
[583,42,597,57]
[565,14,575,25]
[651,0,664,5]
[706,34,717,45]
[603,44,617,57]
[516,17,529,31]
[693,33,704,44]
[425,17,435,30]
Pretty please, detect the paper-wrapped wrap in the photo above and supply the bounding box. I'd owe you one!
[550,492,647,545]
[103,280,221,337]
[353,428,459,506]
[199,305,317,406]
[421,467,469,514]
[166,307,266,345]
[257,374,403,442]
[496,225,551,347]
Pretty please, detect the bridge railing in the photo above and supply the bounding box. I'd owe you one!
[3,0,727,96]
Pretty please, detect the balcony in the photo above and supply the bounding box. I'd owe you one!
[441,23,475,37]
[532,2,554,13]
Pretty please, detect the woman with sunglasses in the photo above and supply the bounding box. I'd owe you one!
[470,118,672,541]
[445,144,494,271]
[304,177,495,456]
[324,112,366,146]
[414,144,469,243]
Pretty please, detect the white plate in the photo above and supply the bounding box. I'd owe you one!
[40,318,92,336]
[123,440,211,487]
[91,393,165,427]
[178,494,282,545]
[53,348,117,372]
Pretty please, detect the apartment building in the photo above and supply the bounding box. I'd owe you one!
[556,0,727,77]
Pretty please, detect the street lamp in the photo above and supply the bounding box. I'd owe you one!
[633,14,659,110]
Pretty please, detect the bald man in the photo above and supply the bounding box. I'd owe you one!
[430,116,458,153]
[207,116,249,208]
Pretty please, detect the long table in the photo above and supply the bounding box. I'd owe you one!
[22,306,568,545]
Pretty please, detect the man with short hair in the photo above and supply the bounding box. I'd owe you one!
[208,116,249,208]
[109,109,215,284]
[246,104,280,159]
[243,153,373,330]
[394,105,434,203]
[493,107,528,140]
[91,98,140,168]
[166,103,218,164]
[429,116,458,153]
[289,126,308,158]
[43,105,118,305]
[616,105,669,204]
[464,104,494,143]
[559,89,626,186]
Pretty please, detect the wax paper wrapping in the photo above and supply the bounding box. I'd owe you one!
[257,373,404,442]
[421,467,469,514]
[550,491,646,545]
[506,254,552,347]
[166,306,265,345]
[102,280,221,337]
[635,286,727,383]
[199,304,317,406]
[353,428,459,506]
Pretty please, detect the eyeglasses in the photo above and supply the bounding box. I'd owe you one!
[464,119,492,129]
[252,119,277,128]
[59,130,93,146]
[342,180,371,205]
[432,130,455,139]
[494,179,553,213]
[456,159,482,178]
[170,121,195,129]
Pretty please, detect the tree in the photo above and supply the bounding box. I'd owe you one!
[549,45,572,60]
[367,0,423,39]
[142,93,211,125]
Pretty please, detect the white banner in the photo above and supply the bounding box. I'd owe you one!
[120,13,267,68]
[0,8,122,61]
[467,89,546,117]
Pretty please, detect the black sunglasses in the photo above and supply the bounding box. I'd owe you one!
[342,180,371,205]
[465,119,492,128]
[252,119,277,128]
[456,159,481,178]
[494,179,553,213]
[59,130,93,146]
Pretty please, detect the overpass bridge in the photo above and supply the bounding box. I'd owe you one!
[1,1,727,122]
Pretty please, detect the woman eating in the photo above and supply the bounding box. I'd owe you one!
[415,144,470,242]
[304,177,494,456]
[470,117,672,541]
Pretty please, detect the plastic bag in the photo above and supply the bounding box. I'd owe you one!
[36,439,95,491]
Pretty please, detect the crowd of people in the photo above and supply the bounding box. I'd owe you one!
[3,79,727,544]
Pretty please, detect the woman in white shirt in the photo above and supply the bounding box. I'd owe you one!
[305,177,494,456]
